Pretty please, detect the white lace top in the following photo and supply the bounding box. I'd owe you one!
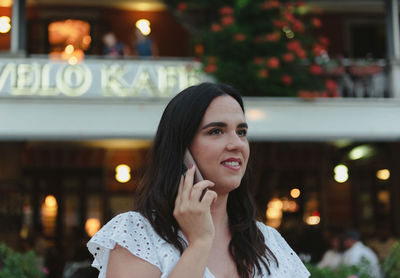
[87,211,310,278]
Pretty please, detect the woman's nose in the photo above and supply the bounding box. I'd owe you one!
[226,133,245,150]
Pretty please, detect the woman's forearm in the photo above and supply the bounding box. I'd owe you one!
[168,239,213,278]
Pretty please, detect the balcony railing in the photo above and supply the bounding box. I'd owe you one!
[322,59,388,98]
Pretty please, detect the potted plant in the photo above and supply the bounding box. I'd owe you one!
[305,258,375,278]
[0,243,46,278]
[383,241,400,278]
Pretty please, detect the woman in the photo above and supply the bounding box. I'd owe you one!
[87,83,309,277]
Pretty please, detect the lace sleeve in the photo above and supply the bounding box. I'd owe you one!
[257,222,310,277]
[87,211,162,278]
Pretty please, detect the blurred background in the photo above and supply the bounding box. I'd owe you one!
[0,0,399,277]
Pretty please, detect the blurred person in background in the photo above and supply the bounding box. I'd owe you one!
[63,227,97,278]
[317,232,343,269]
[132,27,158,57]
[63,244,97,278]
[367,224,398,262]
[342,229,382,278]
[102,32,127,58]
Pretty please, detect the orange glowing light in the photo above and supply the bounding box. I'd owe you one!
[45,195,57,208]
[290,188,301,199]
[48,19,90,62]
[85,218,101,237]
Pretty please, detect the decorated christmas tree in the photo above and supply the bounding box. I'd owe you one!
[165,0,338,97]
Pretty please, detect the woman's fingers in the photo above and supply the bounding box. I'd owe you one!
[181,165,196,202]
[191,180,215,202]
[173,166,217,245]
[177,165,216,205]
[175,175,184,207]
[200,190,218,207]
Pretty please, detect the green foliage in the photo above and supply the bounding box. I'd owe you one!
[0,243,46,278]
[383,241,400,278]
[305,260,375,278]
[165,0,335,97]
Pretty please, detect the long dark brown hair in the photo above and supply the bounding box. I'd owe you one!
[134,82,278,277]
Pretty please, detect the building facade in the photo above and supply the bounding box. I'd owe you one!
[0,0,399,276]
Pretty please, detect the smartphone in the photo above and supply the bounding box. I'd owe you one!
[183,149,204,183]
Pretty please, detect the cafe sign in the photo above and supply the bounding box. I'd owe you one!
[0,58,210,98]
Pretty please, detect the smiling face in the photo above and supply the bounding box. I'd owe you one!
[189,95,250,194]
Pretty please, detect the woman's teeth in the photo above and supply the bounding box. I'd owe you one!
[222,161,239,166]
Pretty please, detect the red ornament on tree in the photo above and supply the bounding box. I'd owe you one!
[281,74,292,85]
[266,32,281,42]
[284,12,295,22]
[204,63,217,73]
[287,40,301,51]
[309,64,323,75]
[194,44,204,55]
[258,69,269,78]
[320,90,329,98]
[325,79,338,91]
[267,57,280,69]
[312,18,322,28]
[292,20,305,33]
[298,90,312,98]
[261,0,280,10]
[296,48,306,58]
[221,16,234,26]
[219,6,234,15]
[313,44,325,56]
[211,23,222,32]
[273,20,287,28]
[283,52,295,62]
[319,36,330,46]
[234,33,246,41]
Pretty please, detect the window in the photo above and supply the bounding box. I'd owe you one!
[346,19,386,58]
[48,19,91,64]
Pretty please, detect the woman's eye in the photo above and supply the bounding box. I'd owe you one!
[209,128,223,135]
[237,129,247,137]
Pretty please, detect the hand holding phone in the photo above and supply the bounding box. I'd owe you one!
[174,149,216,244]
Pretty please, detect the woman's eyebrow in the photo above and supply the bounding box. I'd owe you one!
[201,122,248,130]
[201,122,226,130]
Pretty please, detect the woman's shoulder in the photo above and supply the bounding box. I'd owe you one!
[256,222,289,251]
[103,211,151,229]
[108,210,147,222]
[256,221,273,232]
[256,221,297,254]
[88,211,163,250]
[87,211,168,277]
[256,221,281,240]
[256,221,310,278]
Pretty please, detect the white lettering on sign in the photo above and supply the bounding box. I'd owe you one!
[101,64,130,96]
[0,63,16,93]
[39,64,58,96]
[0,59,209,98]
[56,64,92,97]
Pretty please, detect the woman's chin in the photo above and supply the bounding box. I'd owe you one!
[214,179,242,193]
